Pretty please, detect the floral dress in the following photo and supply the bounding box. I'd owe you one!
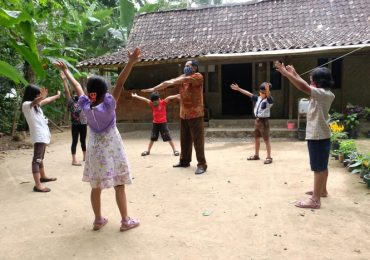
[79,94,132,189]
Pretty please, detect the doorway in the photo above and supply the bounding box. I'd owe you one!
[221,63,253,116]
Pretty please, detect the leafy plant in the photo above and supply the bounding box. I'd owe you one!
[338,140,356,158]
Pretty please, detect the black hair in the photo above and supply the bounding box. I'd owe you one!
[310,67,334,89]
[22,84,41,112]
[259,82,272,91]
[86,75,108,102]
[150,91,160,101]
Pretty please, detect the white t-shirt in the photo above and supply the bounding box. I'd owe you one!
[305,87,335,140]
[22,101,51,144]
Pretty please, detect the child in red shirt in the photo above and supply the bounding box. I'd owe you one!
[131,91,180,156]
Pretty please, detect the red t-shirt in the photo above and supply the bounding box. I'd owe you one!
[150,99,167,123]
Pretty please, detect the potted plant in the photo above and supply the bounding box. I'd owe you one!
[363,173,370,189]
[344,104,364,139]
[338,140,356,165]
[329,122,347,151]
[360,154,370,178]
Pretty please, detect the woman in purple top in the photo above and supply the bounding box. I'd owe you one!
[54,48,141,232]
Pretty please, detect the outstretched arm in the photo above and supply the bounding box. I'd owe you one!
[54,61,84,96]
[131,92,151,104]
[164,94,180,102]
[274,61,311,95]
[40,90,61,106]
[230,83,253,97]
[142,74,199,93]
[60,71,71,101]
[112,48,141,101]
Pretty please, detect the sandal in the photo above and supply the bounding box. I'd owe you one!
[40,177,57,183]
[72,162,82,166]
[141,151,150,156]
[247,155,260,160]
[264,157,273,164]
[305,190,328,197]
[93,217,108,231]
[174,151,180,156]
[120,217,140,232]
[33,186,51,192]
[295,198,321,209]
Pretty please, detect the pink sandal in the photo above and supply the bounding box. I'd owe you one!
[295,198,321,209]
[93,217,108,231]
[120,217,140,232]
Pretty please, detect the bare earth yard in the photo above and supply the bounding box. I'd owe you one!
[0,131,369,260]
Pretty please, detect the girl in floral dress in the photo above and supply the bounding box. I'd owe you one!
[55,48,141,231]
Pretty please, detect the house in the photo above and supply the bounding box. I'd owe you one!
[78,0,370,123]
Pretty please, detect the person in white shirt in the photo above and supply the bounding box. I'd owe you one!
[230,82,274,164]
[275,62,335,209]
[22,85,60,192]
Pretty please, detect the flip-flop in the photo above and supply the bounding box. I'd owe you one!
[305,190,328,197]
[40,177,57,183]
[264,157,273,164]
[295,198,321,209]
[141,151,150,156]
[174,151,180,156]
[33,186,51,192]
[93,217,108,231]
[72,162,82,166]
[247,155,260,160]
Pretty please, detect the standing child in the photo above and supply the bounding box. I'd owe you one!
[230,82,274,164]
[131,91,180,156]
[54,48,141,231]
[275,62,335,209]
[60,71,87,166]
[22,85,60,192]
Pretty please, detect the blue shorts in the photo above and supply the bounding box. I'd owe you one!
[307,139,331,172]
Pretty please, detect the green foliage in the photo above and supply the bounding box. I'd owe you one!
[338,140,356,158]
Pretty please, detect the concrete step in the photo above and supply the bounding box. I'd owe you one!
[117,122,180,132]
[208,119,298,128]
[205,127,298,139]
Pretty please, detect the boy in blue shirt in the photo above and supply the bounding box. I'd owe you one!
[230,82,273,164]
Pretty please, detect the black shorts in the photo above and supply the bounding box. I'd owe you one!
[307,139,331,172]
[151,123,172,142]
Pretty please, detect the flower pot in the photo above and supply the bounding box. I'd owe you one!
[331,141,340,151]
[360,169,369,179]
[363,174,370,189]
[287,121,295,130]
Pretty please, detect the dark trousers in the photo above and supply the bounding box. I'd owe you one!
[71,124,87,154]
[180,117,207,168]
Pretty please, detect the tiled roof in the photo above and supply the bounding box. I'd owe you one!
[78,0,370,67]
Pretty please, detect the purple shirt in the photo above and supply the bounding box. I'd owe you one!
[78,93,116,133]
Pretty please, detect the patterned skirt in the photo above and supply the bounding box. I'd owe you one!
[82,126,132,189]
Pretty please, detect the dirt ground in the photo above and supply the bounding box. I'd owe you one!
[0,130,369,260]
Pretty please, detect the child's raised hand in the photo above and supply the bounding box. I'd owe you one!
[230,83,240,91]
[54,61,68,71]
[127,48,141,64]
[286,65,296,74]
[56,90,61,98]
[131,93,138,98]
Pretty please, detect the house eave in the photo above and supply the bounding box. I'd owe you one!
[202,44,370,60]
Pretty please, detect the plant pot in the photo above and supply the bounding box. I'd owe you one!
[363,174,370,189]
[331,141,340,151]
[360,169,369,179]
[287,121,295,130]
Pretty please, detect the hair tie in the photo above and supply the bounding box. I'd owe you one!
[89,92,97,102]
